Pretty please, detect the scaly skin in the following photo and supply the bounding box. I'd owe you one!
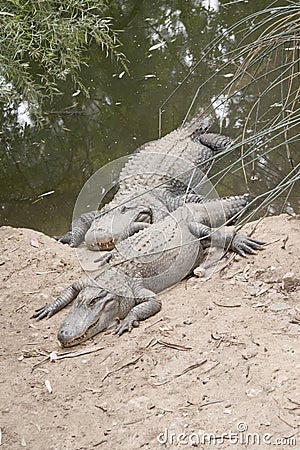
[56,119,232,248]
[33,195,264,347]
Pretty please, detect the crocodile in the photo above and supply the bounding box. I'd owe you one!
[34,194,264,346]
[56,118,232,250]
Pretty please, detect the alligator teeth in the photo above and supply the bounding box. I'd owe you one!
[99,240,114,250]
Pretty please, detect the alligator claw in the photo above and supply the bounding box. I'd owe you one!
[31,305,55,320]
[55,234,82,247]
[232,235,265,257]
[53,232,73,245]
[94,252,113,265]
[113,318,140,336]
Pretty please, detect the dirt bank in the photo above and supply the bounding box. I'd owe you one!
[0,215,299,449]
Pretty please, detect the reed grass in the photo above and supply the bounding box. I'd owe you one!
[176,0,300,221]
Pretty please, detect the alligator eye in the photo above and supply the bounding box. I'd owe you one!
[137,207,152,221]
[139,208,150,214]
[120,206,126,214]
[87,297,98,307]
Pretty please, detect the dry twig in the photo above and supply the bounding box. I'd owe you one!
[278,415,298,429]
[145,317,164,329]
[156,340,192,351]
[152,359,208,386]
[31,345,104,370]
[101,354,143,382]
[213,301,241,308]
[199,399,224,408]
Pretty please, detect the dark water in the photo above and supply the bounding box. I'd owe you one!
[1,0,299,236]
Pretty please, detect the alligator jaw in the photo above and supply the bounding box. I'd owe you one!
[87,239,115,251]
[85,204,153,250]
[58,329,89,347]
[57,318,118,347]
[99,240,115,250]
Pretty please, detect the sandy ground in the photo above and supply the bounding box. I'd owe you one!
[0,215,299,450]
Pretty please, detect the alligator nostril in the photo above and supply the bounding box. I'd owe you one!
[57,328,70,341]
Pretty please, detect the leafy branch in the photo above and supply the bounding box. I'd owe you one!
[0,0,126,120]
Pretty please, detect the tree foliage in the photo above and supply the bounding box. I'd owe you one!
[0,0,125,118]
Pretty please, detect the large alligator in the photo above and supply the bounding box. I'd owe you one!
[34,195,264,346]
[56,119,232,250]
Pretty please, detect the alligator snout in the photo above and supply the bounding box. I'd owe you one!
[85,227,115,250]
[57,328,69,345]
[57,328,80,347]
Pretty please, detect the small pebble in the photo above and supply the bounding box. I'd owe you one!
[268,302,290,312]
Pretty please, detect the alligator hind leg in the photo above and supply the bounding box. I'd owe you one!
[188,222,265,256]
[54,211,98,247]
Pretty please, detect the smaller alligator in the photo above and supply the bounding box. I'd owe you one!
[56,118,232,250]
[33,194,264,347]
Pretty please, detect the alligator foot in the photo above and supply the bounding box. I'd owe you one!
[113,318,140,336]
[231,235,265,257]
[54,211,98,247]
[189,222,265,257]
[31,304,56,320]
[94,252,113,265]
[54,231,73,245]
[113,291,162,336]
[31,280,89,320]
[54,231,78,247]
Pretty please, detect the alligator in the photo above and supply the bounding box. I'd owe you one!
[56,118,232,250]
[34,194,264,346]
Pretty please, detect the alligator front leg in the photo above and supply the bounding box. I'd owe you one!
[188,222,265,256]
[32,279,90,319]
[54,211,98,247]
[114,288,162,336]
